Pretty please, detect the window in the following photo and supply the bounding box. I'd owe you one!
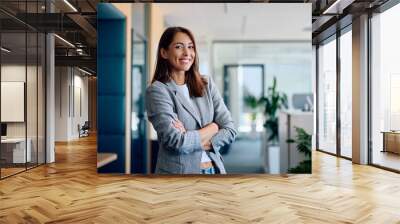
[339,28,352,158]
[371,3,400,171]
[317,36,337,155]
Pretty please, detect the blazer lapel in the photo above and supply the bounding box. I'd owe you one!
[193,96,211,125]
[166,81,202,127]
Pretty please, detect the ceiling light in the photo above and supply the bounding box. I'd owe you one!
[323,0,341,14]
[78,67,93,76]
[54,34,75,48]
[323,0,354,15]
[63,0,78,12]
[1,47,11,53]
[76,48,86,56]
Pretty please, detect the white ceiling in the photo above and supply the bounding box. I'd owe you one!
[155,3,311,42]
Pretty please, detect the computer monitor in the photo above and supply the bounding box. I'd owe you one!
[292,93,313,111]
[1,123,7,137]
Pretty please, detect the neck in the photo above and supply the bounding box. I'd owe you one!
[171,72,185,85]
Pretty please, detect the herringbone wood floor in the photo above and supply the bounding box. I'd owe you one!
[1,135,400,224]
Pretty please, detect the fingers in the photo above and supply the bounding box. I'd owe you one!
[173,122,185,132]
[173,120,184,130]
[174,119,184,127]
[202,140,212,150]
[172,119,186,133]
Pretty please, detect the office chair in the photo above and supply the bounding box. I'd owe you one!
[79,121,90,138]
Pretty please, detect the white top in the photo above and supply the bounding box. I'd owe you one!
[175,83,212,163]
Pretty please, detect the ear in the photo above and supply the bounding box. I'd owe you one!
[160,48,168,59]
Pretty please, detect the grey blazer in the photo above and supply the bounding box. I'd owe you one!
[145,75,237,174]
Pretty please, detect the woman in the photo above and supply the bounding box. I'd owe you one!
[145,27,237,174]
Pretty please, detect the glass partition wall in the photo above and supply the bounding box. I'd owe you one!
[316,26,352,159]
[370,3,400,171]
[317,35,337,155]
[223,64,265,134]
[1,30,27,178]
[0,1,46,179]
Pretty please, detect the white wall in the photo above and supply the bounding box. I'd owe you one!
[55,66,69,141]
[54,67,89,141]
[1,66,26,132]
[1,65,39,137]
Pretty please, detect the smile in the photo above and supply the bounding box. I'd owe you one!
[179,58,191,64]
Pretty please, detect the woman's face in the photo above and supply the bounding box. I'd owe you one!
[161,32,195,75]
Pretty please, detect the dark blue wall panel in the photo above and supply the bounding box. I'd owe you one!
[97,3,126,173]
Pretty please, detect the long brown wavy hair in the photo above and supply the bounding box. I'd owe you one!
[151,27,207,97]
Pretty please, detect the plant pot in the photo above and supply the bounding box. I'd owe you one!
[261,131,280,174]
[250,120,257,139]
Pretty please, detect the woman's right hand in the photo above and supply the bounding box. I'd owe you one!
[172,119,218,150]
[199,122,219,150]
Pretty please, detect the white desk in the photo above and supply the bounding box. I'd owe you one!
[1,138,31,163]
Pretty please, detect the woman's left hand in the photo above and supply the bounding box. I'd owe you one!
[202,140,212,150]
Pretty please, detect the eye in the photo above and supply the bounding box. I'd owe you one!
[188,45,194,49]
[175,44,184,49]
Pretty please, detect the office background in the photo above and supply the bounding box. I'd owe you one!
[96,3,314,174]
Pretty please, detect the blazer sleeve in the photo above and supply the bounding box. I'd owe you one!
[145,83,203,154]
[208,76,238,152]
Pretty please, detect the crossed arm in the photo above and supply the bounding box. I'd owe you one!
[171,76,237,151]
[172,119,219,150]
[146,84,220,154]
[146,78,236,154]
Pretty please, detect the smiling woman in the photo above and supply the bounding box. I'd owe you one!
[146,27,237,174]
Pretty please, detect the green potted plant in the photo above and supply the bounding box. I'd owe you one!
[287,127,312,174]
[260,77,288,144]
